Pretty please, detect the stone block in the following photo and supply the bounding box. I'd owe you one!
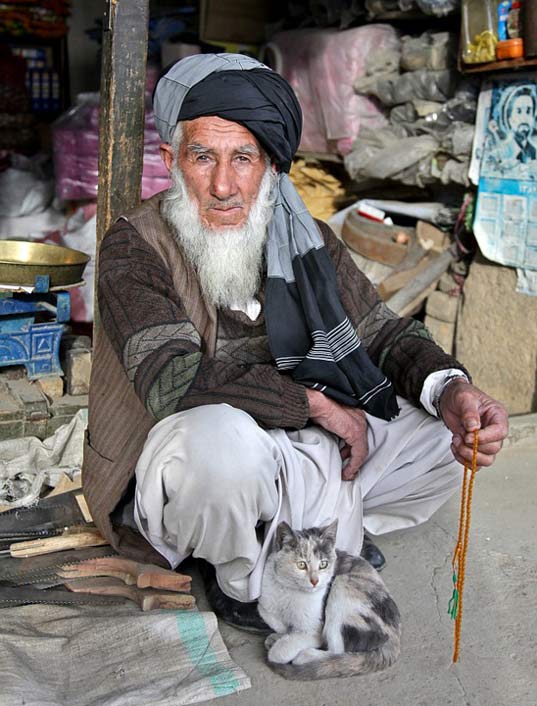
[0,380,24,423]
[65,349,92,396]
[46,413,76,437]
[5,378,49,422]
[0,379,25,440]
[50,394,88,418]
[60,334,92,358]
[0,419,24,440]
[424,315,455,354]
[37,376,64,401]
[456,254,537,415]
[425,290,459,323]
[24,418,49,439]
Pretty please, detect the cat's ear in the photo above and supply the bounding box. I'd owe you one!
[320,519,338,543]
[275,521,296,550]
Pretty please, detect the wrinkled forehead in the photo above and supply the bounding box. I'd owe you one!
[181,116,263,153]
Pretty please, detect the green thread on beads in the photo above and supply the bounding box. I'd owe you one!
[448,578,459,620]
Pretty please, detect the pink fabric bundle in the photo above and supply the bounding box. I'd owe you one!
[264,26,399,155]
[53,96,171,201]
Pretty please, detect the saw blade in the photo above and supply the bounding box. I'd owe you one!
[0,586,126,608]
[0,546,118,585]
[0,490,85,534]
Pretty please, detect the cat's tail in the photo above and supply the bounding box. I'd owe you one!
[268,639,400,681]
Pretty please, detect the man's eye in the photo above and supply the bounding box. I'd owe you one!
[196,154,210,162]
[236,155,250,162]
[319,560,328,569]
[297,561,307,570]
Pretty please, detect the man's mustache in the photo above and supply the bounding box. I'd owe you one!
[205,200,244,209]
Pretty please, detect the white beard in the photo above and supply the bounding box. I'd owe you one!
[161,165,276,309]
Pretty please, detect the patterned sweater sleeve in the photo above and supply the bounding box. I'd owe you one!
[318,221,470,407]
[98,220,309,429]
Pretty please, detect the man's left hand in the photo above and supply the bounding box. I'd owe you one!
[439,379,509,468]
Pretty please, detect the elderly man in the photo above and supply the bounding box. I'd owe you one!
[83,54,508,632]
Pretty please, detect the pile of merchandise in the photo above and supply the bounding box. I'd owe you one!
[53,94,170,201]
[0,0,70,38]
[345,30,479,188]
[263,24,399,155]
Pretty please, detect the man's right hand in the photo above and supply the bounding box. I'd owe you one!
[305,389,369,481]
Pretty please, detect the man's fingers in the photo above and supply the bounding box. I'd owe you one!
[342,462,359,481]
[457,435,503,456]
[451,442,495,468]
[342,445,367,480]
[464,418,508,446]
[457,395,481,432]
[478,440,503,455]
[464,427,506,446]
[340,445,351,461]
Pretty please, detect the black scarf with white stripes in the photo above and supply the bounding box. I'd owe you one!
[265,175,399,421]
[153,53,399,420]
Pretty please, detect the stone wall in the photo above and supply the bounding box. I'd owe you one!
[456,254,537,415]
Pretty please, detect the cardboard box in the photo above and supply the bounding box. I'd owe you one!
[199,0,275,45]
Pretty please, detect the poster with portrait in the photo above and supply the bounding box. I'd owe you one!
[473,76,537,277]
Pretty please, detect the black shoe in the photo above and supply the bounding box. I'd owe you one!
[198,560,271,635]
[361,534,386,571]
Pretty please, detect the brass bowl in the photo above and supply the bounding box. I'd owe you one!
[0,240,90,288]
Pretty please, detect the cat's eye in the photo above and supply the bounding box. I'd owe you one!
[319,560,328,569]
[296,561,307,570]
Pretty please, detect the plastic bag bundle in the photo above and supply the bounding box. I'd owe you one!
[366,0,459,16]
[349,28,476,188]
[263,25,399,155]
[400,31,457,70]
[392,81,478,132]
[357,68,458,106]
[0,154,54,218]
[344,126,439,183]
[415,0,460,16]
[53,93,170,202]
[440,124,475,157]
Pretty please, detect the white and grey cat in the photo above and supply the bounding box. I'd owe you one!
[258,520,401,680]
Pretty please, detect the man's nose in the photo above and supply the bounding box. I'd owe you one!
[210,162,237,200]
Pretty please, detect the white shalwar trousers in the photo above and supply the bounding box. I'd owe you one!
[134,398,461,602]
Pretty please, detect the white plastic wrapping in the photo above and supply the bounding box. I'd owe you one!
[263,25,399,154]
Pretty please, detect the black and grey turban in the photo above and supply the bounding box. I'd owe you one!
[153,54,399,421]
[154,54,301,173]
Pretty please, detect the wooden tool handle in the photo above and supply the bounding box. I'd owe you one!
[10,529,108,558]
[58,556,191,592]
[64,577,195,611]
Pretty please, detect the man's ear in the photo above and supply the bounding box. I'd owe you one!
[160,143,174,172]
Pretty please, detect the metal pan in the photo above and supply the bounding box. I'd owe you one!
[0,240,90,288]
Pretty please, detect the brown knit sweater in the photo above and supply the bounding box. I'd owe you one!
[83,193,468,564]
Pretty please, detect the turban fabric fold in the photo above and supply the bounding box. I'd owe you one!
[153,54,399,421]
[179,70,301,174]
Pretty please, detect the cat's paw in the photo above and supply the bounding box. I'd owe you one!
[292,648,328,665]
[264,633,280,651]
[268,640,294,664]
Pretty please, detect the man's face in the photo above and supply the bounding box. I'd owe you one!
[160,116,268,230]
[509,95,534,140]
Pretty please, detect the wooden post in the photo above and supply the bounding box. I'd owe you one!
[94,0,150,333]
